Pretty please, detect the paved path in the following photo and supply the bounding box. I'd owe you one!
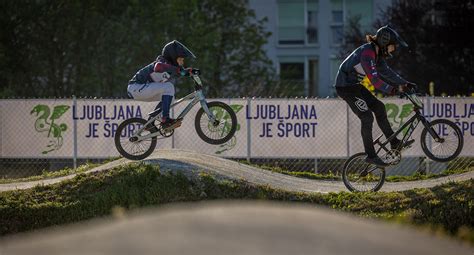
[1,149,473,193]
[1,201,472,255]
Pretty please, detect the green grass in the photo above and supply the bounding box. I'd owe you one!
[0,157,120,184]
[0,163,95,184]
[0,163,472,245]
[247,162,473,182]
[2,157,470,185]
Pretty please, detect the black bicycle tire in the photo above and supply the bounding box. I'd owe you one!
[195,101,237,145]
[342,152,386,192]
[114,118,157,160]
[420,119,463,162]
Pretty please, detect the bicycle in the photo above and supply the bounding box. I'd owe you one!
[342,88,464,192]
[114,70,237,160]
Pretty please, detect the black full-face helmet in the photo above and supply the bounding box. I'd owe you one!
[161,40,196,66]
[375,25,408,58]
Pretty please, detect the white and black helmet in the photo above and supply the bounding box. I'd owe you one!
[375,25,408,57]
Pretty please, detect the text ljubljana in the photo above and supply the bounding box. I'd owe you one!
[246,104,318,138]
[73,104,143,138]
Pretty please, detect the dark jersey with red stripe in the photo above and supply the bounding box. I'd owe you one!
[334,43,407,93]
[129,56,181,84]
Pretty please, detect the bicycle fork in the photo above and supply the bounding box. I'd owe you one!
[419,115,443,142]
[197,90,218,125]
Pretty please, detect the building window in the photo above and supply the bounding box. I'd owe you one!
[278,0,318,45]
[279,58,305,95]
[280,63,305,80]
[307,0,318,44]
[331,0,343,45]
[309,59,319,96]
[278,0,305,44]
[345,0,373,33]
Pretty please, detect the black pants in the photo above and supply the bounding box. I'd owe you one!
[336,85,395,158]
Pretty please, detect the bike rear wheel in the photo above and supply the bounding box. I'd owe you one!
[342,153,386,192]
[421,119,463,162]
[195,101,237,145]
[114,118,157,160]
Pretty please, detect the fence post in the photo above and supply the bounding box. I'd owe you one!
[346,103,350,157]
[246,97,251,163]
[171,106,175,149]
[73,95,78,170]
[425,95,432,175]
[314,158,318,173]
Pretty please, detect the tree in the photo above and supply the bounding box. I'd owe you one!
[0,0,276,98]
[341,0,474,96]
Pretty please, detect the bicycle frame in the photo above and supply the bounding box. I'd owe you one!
[374,91,442,155]
[134,75,216,141]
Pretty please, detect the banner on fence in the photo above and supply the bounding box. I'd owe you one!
[0,98,472,158]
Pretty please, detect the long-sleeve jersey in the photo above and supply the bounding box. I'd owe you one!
[334,43,407,93]
[129,56,181,85]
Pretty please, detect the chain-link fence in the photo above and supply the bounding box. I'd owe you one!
[1,97,473,179]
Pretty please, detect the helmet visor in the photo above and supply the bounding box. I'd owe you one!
[175,40,197,59]
[391,29,408,48]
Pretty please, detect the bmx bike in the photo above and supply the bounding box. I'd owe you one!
[342,88,464,192]
[114,71,237,160]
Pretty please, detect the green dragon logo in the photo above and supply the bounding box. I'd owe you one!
[214,104,244,154]
[30,104,70,154]
[385,103,413,135]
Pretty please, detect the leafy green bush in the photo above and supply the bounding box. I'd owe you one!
[0,163,472,244]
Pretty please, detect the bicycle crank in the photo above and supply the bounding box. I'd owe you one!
[159,128,174,137]
[384,149,401,165]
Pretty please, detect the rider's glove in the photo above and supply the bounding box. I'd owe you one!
[406,82,417,90]
[179,67,191,77]
[398,84,409,93]
[179,67,201,77]
[399,82,417,94]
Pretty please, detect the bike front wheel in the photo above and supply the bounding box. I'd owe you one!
[114,118,157,160]
[195,101,237,145]
[342,153,386,192]
[421,119,463,162]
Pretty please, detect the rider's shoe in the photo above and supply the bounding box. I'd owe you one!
[161,117,183,130]
[391,139,415,150]
[365,156,389,167]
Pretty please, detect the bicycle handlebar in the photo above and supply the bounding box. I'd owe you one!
[400,87,424,108]
[399,87,417,99]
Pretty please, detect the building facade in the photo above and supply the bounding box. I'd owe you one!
[248,0,391,97]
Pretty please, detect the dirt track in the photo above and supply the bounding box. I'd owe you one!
[1,149,473,193]
[1,201,473,255]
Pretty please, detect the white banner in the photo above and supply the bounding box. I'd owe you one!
[247,99,347,157]
[173,98,248,157]
[426,98,474,156]
[73,99,171,158]
[0,98,473,158]
[0,99,74,157]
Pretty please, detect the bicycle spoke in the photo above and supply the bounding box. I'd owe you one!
[426,125,460,159]
[343,154,384,192]
[199,111,231,141]
[115,119,157,160]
